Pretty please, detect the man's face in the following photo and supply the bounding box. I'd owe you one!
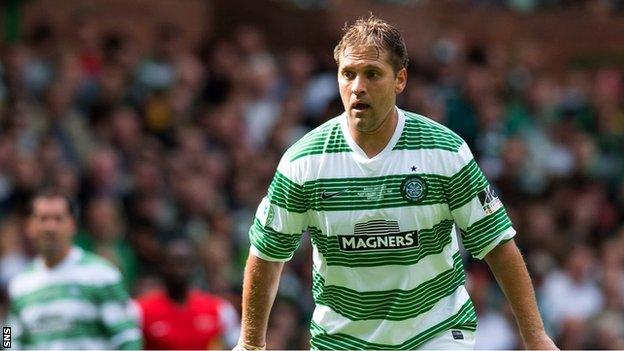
[163,241,195,286]
[29,197,76,258]
[338,46,407,133]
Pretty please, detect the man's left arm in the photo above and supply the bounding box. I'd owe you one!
[445,141,557,349]
[484,240,557,350]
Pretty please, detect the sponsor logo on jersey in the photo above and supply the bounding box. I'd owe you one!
[320,189,349,200]
[339,232,418,251]
[478,185,503,215]
[400,175,428,203]
[338,219,418,251]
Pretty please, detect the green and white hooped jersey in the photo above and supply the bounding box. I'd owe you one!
[7,247,142,350]
[250,108,515,350]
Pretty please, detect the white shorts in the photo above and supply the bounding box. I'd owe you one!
[419,329,475,350]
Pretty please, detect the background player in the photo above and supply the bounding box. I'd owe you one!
[6,189,142,349]
[137,238,240,349]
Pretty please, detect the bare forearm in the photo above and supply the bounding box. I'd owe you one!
[485,240,555,349]
[240,254,284,347]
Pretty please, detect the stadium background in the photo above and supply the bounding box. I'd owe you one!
[1,0,624,348]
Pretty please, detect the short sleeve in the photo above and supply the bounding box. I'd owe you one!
[217,300,241,348]
[95,268,144,350]
[446,143,516,259]
[249,155,309,262]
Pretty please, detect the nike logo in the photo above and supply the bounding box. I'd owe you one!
[320,189,349,200]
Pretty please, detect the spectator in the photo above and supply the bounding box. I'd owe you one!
[541,244,604,335]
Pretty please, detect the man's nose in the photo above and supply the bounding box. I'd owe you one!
[351,76,366,96]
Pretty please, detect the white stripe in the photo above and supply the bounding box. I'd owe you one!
[452,197,491,230]
[21,299,99,325]
[31,336,109,350]
[312,285,471,345]
[264,189,455,237]
[315,235,460,292]
[6,314,24,338]
[101,301,134,326]
[473,227,516,260]
[249,246,291,262]
[280,112,472,183]
[10,262,120,297]
[257,199,308,235]
[457,142,473,167]
[288,148,466,183]
[311,204,453,238]
[110,328,142,348]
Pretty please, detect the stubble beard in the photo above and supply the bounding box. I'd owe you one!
[351,105,394,135]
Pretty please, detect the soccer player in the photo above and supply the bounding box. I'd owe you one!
[237,16,557,350]
[7,189,142,349]
[136,239,240,350]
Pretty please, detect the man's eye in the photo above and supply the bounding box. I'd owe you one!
[343,71,355,79]
[367,71,379,78]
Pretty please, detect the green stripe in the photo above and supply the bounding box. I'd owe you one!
[249,219,303,260]
[462,207,513,256]
[393,112,464,152]
[118,339,143,350]
[97,281,129,302]
[268,171,308,213]
[288,121,351,161]
[309,299,477,350]
[25,321,107,345]
[310,219,454,267]
[287,111,466,162]
[447,160,488,210]
[303,174,449,211]
[11,284,99,311]
[107,319,138,335]
[312,253,465,321]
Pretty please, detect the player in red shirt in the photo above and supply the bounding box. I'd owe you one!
[136,239,240,349]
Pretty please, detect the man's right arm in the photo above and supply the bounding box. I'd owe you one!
[239,254,285,349]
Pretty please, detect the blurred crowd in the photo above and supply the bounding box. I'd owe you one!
[0,5,623,350]
[286,0,624,14]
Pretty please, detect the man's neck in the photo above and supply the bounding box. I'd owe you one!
[166,284,190,304]
[349,108,398,158]
[43,247,72,268]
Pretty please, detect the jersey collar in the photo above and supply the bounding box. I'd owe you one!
[35,246,83,271]
[340,106,405,166]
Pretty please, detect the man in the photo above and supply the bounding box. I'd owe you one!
[7,189,143,349]
[136,239,240,349]
[238,16,557,350]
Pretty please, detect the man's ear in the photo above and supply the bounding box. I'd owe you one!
[395,68,407,94]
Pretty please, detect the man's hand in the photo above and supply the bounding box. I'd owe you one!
[523,331,558,350]
[233,340,266,351]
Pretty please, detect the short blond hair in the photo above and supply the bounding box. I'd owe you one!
[333,15,409,73]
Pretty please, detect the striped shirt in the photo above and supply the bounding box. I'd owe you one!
[7,247,143,350]
[250,108,515,350]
